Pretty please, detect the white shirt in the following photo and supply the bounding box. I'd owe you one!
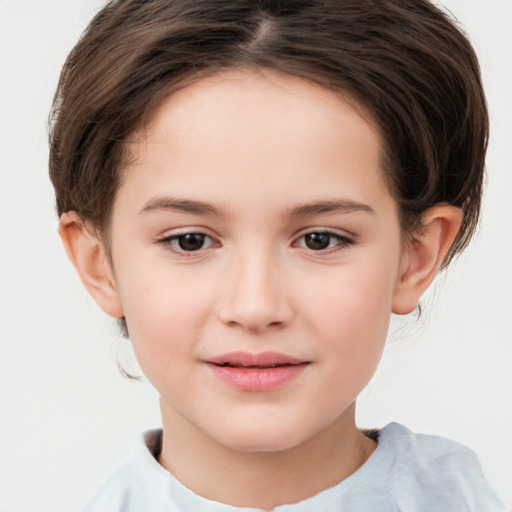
[84,423,505,511]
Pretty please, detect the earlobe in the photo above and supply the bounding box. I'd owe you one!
[392,205,463,315]
[58,212,124,319]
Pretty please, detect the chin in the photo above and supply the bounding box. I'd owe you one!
[210,419,316,454]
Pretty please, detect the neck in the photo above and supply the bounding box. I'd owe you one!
[158,401,376,509]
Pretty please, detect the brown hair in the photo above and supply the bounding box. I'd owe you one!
[49,0,488,267]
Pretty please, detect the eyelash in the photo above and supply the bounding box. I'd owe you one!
[293,231,354,253]
[158,232,218,255]
[157,230,354,256]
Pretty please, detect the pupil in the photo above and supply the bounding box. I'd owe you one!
[305,233,330,250]
[179,233,205,251]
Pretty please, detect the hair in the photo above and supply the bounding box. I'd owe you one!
[49,0,488,269]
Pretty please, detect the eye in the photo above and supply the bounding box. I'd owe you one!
[160,232,216,253]
[295,231,353,252]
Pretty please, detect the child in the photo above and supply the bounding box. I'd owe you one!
[49,0,505,510]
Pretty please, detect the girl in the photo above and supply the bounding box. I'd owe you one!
[49,0,506,510]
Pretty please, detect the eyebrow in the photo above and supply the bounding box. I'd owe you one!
[139,196,375,218]
[139,196,224,216]
[288,200,376,218]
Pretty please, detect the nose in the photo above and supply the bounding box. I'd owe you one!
[217,248,294,333]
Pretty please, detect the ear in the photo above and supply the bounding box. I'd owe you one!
[392,205,463,315]
[58,212,124,319]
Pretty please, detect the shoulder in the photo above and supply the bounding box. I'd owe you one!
[83,463,134,512]
[378,423,505,511]
[83,429,165,512]
[379,422,476,463]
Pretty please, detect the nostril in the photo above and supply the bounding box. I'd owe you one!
[216,282,293,331]
[224,319,284,332]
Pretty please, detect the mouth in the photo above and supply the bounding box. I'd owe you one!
[203,351,310,392]
[215,362,302,369]
[204,351,309,368]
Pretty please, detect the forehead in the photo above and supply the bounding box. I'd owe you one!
[119,69,391,215]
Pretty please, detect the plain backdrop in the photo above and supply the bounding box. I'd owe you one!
[0,0,511,510]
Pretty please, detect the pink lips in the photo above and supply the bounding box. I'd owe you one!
[204,351,309,392]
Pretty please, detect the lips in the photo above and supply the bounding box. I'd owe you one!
[205,351,306,368]
[204,351,310,391]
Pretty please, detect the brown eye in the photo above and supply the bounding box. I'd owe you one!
[177,233,207,251]
[304,233,332,250]
[296,231,353,252]
[160,232,216,253]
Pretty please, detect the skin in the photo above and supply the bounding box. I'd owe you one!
[60,69,462,509]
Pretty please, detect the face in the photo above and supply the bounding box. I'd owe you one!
[108,70,405,452]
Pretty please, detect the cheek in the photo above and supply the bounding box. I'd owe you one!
[298,254,399,372]
[304,257,396,328]
[116,264,215,372]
